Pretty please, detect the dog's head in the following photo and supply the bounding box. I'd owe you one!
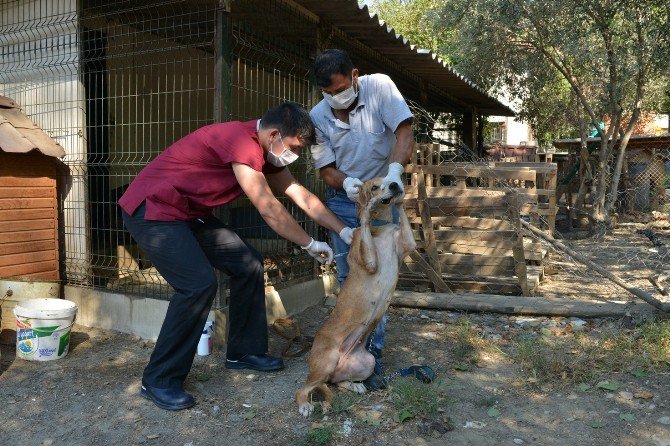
[356,177,404,220]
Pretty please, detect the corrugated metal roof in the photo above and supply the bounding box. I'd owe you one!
[553,134,670,151]
[0,96,65,158]
[293,0,514,116]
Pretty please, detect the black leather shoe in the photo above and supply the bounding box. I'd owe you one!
[140,383,195,411]
[362,372,388,391]
[225,353,284,371]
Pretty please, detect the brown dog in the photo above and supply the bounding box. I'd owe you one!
[296,177,416,416]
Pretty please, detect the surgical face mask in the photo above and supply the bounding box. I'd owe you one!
[322,73,358,110]
[267,133,299,167]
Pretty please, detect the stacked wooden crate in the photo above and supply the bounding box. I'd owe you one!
[400,144,558,296]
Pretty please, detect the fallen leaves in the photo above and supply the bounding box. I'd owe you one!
[487,407,501,418]
[577,383,591,392]
[619,413,635,422]
[596,381,620,391]
[634,390,654,400]
[241,410,256,420]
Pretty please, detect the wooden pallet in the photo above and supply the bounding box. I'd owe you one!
[400,152,556,296]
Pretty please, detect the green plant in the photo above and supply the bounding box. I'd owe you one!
[329,391,363,416]
[294,424,336,446]
[391,379,441,422]
[638,319,670,365]
[452,317,477,363]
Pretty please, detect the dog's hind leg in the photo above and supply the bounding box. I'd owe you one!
[296,376,326,417]
[296,348,340,417]
[317,383,334,413]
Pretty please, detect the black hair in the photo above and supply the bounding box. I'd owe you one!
[313,49,355,88]
[260,102,316,147]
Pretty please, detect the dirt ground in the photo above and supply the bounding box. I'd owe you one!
[1,221,669,446]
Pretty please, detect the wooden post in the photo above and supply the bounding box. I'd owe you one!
[462,111,476,152]
[547,166,558,235]
[455,175,467,189]
[214,1,232,123]
[214,1,233,294]
[417,168,443,289]
[507,192,530,296]
[392,291,655,318]
[410,143,419,188]
[425,145,433,187]
[408,251,451,293]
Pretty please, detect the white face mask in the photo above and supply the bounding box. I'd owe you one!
[267,133,299,167]
[322,73,358,110]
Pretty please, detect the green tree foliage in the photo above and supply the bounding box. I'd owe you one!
[369,0,449,57]
[372,0,670,223]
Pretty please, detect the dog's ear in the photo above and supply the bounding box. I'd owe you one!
[357,184,370,206]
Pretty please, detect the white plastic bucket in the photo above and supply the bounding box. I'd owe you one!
[13,298,78,361]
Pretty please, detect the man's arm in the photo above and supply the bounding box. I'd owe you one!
[232,162,313,247]
[266,168,346,233]
[390,119,414,165]
[318,163,347,190]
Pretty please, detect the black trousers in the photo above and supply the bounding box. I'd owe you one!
[121,203,268,388]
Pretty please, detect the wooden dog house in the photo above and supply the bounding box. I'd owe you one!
[0,96,65,281]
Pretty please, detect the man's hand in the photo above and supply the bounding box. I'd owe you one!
[338,227,354,245]
[381,162,405,193]
[343,177,364,202]
[301,238,334,264]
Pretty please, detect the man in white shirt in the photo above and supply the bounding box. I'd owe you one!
[310,49,414,390]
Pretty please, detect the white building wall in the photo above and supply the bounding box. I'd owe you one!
[653,114,669,134]
[504,117,535,146]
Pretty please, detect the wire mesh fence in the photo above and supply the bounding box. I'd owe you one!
[1,0,668,311]
[1,0,328,304]
[0,0,87,285]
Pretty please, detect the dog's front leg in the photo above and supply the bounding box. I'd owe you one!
[352,201,378,274]
[396,202,416,258]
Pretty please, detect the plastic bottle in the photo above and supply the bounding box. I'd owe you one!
[197,321,213,356]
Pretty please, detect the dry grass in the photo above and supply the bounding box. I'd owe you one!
[510,319,670,386]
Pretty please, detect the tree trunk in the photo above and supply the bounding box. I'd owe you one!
[605,110,640,214]
[591,139,610,224]
[574,119,592,217]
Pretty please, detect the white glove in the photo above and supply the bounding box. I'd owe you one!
[343,177,364,202]
[301,238,334,264]
[338,227,354,245]
[381,162,405,193]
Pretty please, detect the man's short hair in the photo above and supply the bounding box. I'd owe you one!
[313,49,355,88]
[260,102,316,148]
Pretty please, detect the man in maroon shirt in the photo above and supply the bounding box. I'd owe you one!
[119,103,354,410]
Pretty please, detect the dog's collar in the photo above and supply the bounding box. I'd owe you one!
[370,219,393,227]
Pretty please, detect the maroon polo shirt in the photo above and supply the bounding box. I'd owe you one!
[118,120,283,221]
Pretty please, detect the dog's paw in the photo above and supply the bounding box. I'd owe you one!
[350,382,366,394]
[337,381,367,394]
[299,402,314,417]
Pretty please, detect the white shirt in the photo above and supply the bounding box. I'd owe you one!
[309,74,413,181]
